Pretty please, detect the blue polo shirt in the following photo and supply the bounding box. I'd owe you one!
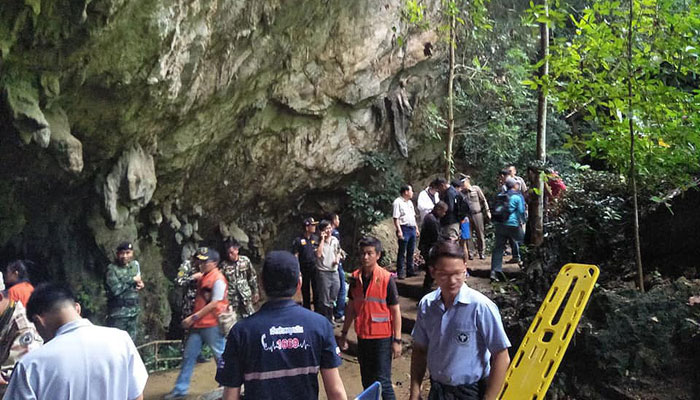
[216,299,342,399]
[412,284,511,386]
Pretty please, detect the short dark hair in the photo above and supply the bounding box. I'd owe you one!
[430,178,447,188]
[6,260,30,280]
[326,213,339,221]
[433,201,448,212]
[429,240,465,266]
[450,179,462,187]
[26,283,77,321]
[399,185,412,195]
[318,219,332,232]
[358,236,383,256]
[262,251,300,298]
[223,239,241,250]
[499,169,510,176]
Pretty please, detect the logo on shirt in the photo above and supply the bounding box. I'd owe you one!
[456,331,470,344]
[261,333,311,352]
[301,239,307,245]
[269,325,304,335]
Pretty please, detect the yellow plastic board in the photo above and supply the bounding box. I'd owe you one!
[498,263,599,400]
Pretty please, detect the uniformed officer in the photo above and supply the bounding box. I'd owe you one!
[409,241,511,400]
[220,239,259,319]
[215,251,347,400]
[292,217,320,310]
[0,275,43,394]
[461,176,490,260]
[175,255,200,320]
[105,241,144,343]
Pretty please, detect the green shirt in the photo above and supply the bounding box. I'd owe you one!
[105,260,141,318]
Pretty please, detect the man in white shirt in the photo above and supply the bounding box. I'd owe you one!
[416,178,444,222]
[392,184,419,279]
[5,283,148,400]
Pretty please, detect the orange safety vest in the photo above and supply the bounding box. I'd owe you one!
[351,267,393,339]
[193,268,229,329]
[8,281,34,307]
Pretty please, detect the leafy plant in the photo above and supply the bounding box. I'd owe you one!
[346,152,404,234]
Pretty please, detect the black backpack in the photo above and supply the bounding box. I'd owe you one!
[492,192,511,223]
[454,192,471,221]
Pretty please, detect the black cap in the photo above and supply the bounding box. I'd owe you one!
[262,251,300,298]
[195,247,220,262]
[303,217,318,227]
[116,241,133,252]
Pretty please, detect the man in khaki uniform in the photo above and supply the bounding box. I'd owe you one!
[0,275,43,394]
[462,176,490,260]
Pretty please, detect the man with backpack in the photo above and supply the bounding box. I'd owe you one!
[439,179,470,241]
[490,178,526,282]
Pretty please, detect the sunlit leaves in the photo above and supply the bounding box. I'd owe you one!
[534,0,700,196]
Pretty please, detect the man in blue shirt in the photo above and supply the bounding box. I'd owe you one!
[216,251,347,400]
[410,241,511,400]
[490,177,526,281]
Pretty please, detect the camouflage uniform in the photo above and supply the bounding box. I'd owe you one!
[105,260,141,343]
[220,255,259,318]
[174,259,198,318]
[0,301,43,394]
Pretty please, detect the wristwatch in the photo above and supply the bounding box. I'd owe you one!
[392,337,402,344]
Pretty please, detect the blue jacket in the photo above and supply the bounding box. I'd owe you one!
[505,190,526,227]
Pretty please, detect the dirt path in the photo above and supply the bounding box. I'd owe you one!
[144,255,515,399]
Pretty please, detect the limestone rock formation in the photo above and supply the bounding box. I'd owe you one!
[0,0,444,336]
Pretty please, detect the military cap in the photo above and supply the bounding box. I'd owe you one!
[195,247,220,262]
[303,217,318,227]
[116,241,133,252]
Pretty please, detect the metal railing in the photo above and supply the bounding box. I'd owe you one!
[136,339,183,371]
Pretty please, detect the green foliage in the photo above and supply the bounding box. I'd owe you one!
[542,0,700,196]
[139,342,184,373]
[545,167,634,270]
[347,152,403,233]
[420,102,446,141]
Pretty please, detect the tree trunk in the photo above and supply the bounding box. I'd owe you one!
[529,0,549,247]
[445,14,456,180]
[628,0,644,292]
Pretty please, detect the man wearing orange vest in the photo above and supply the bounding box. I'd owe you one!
[339,237,401,400]
[165,247,229,400]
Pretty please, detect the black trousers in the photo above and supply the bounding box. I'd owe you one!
[357,338,396,400]
[428,379,484,400]
[300,264,317,310]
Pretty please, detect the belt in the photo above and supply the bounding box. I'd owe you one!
[108,297,140,308]
[428,378,484,400]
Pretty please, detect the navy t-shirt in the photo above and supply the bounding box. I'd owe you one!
[216,299,342,399]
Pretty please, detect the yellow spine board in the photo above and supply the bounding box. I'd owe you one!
[498,263,600,400]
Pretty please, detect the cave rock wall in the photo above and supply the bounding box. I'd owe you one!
[0,0,443,336]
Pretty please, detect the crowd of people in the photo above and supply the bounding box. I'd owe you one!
[0,164,567,399]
